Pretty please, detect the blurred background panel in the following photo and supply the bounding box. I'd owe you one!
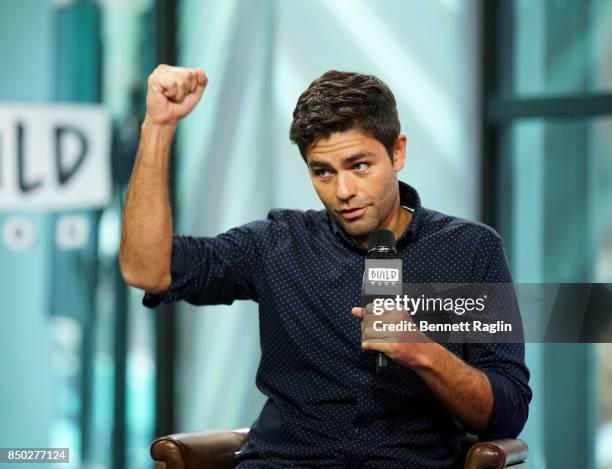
[484,1,612,468]
[1,1,158,468]
[503,0,612,97]
[0,1,611,468]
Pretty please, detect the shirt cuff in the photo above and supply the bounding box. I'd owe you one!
[479,369,523,439]
[142,237,186,308]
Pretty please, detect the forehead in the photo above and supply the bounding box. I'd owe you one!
[306,129,386,164]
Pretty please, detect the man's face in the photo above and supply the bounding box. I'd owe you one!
[306,129,406,246]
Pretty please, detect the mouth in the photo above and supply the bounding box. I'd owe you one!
[338,206,368,220]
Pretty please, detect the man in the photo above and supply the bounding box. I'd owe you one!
[120,65,532,468]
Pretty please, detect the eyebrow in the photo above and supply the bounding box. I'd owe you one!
[308,151,375,169]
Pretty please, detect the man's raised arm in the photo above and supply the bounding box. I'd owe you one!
[119,64,207,292]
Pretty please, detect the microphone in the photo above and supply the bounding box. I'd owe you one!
[361,229,403,375]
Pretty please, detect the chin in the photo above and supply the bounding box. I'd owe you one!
[339,219,377,238]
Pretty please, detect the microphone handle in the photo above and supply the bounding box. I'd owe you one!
[361,253,402,377]
[376,353,388,375]
[361,292,390,375]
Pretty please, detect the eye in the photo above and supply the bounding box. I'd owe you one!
[313,168,331,178]
[353,162,369,172]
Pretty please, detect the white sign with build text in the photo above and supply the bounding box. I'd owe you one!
[0,104,111,210]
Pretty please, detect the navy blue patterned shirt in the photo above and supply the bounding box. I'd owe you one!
[143,181,531,468]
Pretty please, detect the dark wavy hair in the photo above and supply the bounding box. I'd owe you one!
[289,70,400,162]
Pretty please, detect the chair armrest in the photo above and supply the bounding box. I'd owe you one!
[464,438,528,469]
[150,428,249,469]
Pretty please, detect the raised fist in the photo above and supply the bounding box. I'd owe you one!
[145,64,208,125]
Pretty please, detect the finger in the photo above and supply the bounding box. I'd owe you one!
[164,70,188,101]
[386,310,410,322]
[196,68,207,85]
[195,72,207,97]
[351,307,363,318]
[361,312,381,330]
[173,75,188,102]
[182,72,192,94]
[159,77,178,99]
[363,341,383,351]
[176,68,198,93]
[363,326,392,340]
[188,71,197,93]
[362,340,391,351]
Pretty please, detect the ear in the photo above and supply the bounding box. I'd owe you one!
[392,134,407,172]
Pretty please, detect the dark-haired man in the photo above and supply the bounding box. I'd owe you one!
[120,66,531,468]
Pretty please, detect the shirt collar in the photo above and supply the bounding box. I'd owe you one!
[325,180,423,251]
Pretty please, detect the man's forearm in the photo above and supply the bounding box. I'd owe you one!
[355,306,495,433]
[119,119,176,291]
[120,65,207,292]
[411,343,493,433]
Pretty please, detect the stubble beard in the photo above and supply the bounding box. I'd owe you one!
[335,210,378,239]
[340,185,398,241]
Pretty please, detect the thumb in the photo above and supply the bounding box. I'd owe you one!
[196,68,206,85]
[351,307,363,318]
[194,68,208,96]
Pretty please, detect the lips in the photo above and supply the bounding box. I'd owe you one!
[339,206,368,220]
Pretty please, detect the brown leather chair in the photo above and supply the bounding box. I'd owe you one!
[150,428,528,469]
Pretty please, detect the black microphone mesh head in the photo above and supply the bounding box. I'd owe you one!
[367,229,396,251]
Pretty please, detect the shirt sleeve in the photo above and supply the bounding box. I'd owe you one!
[142,217,274,308]
[464,228,533,440]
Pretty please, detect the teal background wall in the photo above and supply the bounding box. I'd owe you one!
[0,0,58,453]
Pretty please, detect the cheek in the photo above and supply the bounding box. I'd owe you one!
[312,181,333,206]
[370,171,396,204]
[364,180,396,222]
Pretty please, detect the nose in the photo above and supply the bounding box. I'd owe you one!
[335,171,357,202]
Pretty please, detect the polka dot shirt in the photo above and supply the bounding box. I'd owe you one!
[143,181,532,468]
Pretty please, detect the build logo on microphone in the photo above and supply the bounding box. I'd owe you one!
[368,268,400,286]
